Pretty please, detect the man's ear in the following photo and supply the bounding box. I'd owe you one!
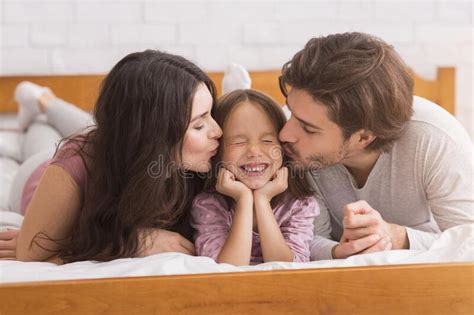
[353,129,376,149]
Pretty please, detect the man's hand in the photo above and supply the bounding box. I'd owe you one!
[342,200,408,249]
[331,200,409,259]
[137,229,196,257]
[0,229,19,260]
[332,234,392,259]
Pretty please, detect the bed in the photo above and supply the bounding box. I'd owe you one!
[0,67,472,315]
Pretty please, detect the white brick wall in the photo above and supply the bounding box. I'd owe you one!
[0,0,472,138]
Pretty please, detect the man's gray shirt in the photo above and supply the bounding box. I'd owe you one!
[309,96,474,260]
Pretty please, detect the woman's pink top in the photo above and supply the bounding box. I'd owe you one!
[21,142,87,215]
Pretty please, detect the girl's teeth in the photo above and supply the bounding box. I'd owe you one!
[243,165,267,172]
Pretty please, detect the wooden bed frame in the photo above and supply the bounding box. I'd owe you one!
[0,67,455,114]
[0,263,472,315]
[0,68,472,315]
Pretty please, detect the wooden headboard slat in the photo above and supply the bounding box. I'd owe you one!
[0,67,455,114]
[0,75,104,113]
[411,67,455,114]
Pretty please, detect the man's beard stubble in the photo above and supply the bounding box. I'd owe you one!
[283,142,350,173]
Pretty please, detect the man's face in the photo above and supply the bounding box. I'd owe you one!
[279,88,351,171]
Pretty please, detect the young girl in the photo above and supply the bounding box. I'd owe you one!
[191,89,319,265]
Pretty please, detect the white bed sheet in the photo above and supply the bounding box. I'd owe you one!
[1,224,472,284]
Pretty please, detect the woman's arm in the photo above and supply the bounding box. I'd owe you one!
[16,165,82,263]
[137,229,195,257]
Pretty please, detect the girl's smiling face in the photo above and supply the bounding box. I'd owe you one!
[221,101,283,190]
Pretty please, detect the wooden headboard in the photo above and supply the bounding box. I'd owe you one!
[0,67,455,114]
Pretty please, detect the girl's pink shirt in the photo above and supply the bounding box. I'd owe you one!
[191,191,320,263]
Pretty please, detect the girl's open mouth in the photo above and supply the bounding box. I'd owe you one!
[239,163,270,177]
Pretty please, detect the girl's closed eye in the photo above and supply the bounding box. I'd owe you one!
[195,124,204,130]
[262,138,276,144]
[227,136,247,145]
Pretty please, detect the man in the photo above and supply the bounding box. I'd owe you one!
[278,32,473,260]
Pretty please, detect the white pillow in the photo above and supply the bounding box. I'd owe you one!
[9,149,55,214]
[282,105,291,120]
[0,131,23,162]
[0,113,20,130]
[0,210,23,230]
[22,122,61,162]
[222,63,251,94]
[0,157,20,212]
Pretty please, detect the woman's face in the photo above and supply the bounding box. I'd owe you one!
[221,101,283,190]
[182,83,222,173]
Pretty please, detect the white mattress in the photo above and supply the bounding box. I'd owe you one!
[1,224,472,284]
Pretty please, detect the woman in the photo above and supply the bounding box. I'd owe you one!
[0,50,222,264]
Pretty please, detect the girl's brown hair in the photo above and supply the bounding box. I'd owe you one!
[206,89,313,209]
[280,32,414,152]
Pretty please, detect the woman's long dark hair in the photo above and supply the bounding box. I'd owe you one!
[47,50,217,262]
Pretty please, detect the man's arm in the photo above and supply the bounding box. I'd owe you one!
[310,196,338,260]
[411,132,474,249]
[342,136,474,251]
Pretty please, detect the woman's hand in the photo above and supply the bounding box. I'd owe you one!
[254,167,288,203]
[216,168,252,202]
[0,229,19,260]
[137,229,196,257]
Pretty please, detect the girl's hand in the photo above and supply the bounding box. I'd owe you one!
[254,167,289,203]
[0,229,19,260]
[216,168,252,201]
[137,228,195,257]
